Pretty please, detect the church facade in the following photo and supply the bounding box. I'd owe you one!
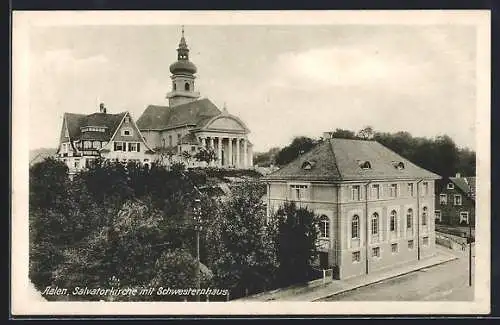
[136,28,254,168]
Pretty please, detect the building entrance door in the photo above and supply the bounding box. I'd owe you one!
[319,252,329,269]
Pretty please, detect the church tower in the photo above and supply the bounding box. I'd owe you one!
[166,26,201,107]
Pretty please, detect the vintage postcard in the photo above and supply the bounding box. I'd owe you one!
[11,10,491,316]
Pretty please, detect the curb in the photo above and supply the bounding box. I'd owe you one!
[311,254,458,302]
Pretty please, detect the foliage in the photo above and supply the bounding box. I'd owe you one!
[253,147,281,167]
[275,136,320,166]
[194,148,217,164]
[357,125,374,140]
[206,181,278,299]
[272,202,319,287]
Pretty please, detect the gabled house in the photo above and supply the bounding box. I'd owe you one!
[56,103,155,174]
[263,135,441,279]
[434,173,476,226]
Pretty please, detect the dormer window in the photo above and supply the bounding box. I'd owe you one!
[301,160,316,170]
[81,126,106,133]
[447,183,454,190]
[359,161,371,169]
[393,161,405,170]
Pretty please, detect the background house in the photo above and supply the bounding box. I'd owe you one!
[434,173,476,227]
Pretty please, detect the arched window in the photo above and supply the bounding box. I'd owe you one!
[351,215,360,239]
[184,82,190,91]
[319,215,330,238]
[162,139,166,148]
[390,210,397,232]
[173,82,176,91]
[422,206,428,225]
[371,213,379,235]
[407,208,414,229]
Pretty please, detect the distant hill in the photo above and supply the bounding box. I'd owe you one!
[30,148,57,166]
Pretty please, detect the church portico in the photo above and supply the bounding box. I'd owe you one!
[196,133,252,168]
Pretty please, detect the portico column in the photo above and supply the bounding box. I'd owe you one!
[248,145,253,167]
[243,139,248,168]
[235,138,240,168]
[228,137,233,166]
[217,137,222,166]
[201,137,206,148]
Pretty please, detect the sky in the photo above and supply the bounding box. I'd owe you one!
[28,24,477,152]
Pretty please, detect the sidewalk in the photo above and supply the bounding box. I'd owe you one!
[237,247,458,302]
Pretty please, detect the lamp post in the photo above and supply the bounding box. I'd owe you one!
[193,198,202,301]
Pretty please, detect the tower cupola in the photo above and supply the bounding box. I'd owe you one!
[166,26,201,106]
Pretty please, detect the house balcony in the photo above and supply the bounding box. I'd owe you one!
[80,150,101,157]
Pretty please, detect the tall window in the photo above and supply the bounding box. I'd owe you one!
[440,193,447,205]
[128,143,140,152]
[390,184,398,197]
[351,215,360,239]
[371,184,380,199]
[406,208,414,229]
[290,184,308,201]
[435,210,442,222]
[407,183,414,196]
[371,213,379,235]
[422,182,429,195]
[422,206,428,225]
[390,210,397,232]
[169,135,173,147]
[185,82,190,91]
[114,142,124,151]
[173,82,177,91]
[177,133,182,144]
[351,185,361,201]
[319,215,330,238]
[454,195,462,206]
[460,211,469,224]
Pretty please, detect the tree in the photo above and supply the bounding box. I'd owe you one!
[206,181,278,299]
[275,136,319,166]
[272,202,319,287]
[194,148,217,165]
[253,147,281,167]
[357,126,374,140]
[329,128,358,140]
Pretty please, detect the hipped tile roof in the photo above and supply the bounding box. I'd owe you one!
[264,138,441,182]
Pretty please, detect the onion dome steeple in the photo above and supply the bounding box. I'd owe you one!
[169,26,197,75]
[166,26,201,107]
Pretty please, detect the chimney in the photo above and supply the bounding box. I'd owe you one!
[99,102,107,114]
[455,172,461,178]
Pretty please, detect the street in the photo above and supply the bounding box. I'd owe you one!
[320,246,474,301]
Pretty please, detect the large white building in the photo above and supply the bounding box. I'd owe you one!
[136,28,254,168]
